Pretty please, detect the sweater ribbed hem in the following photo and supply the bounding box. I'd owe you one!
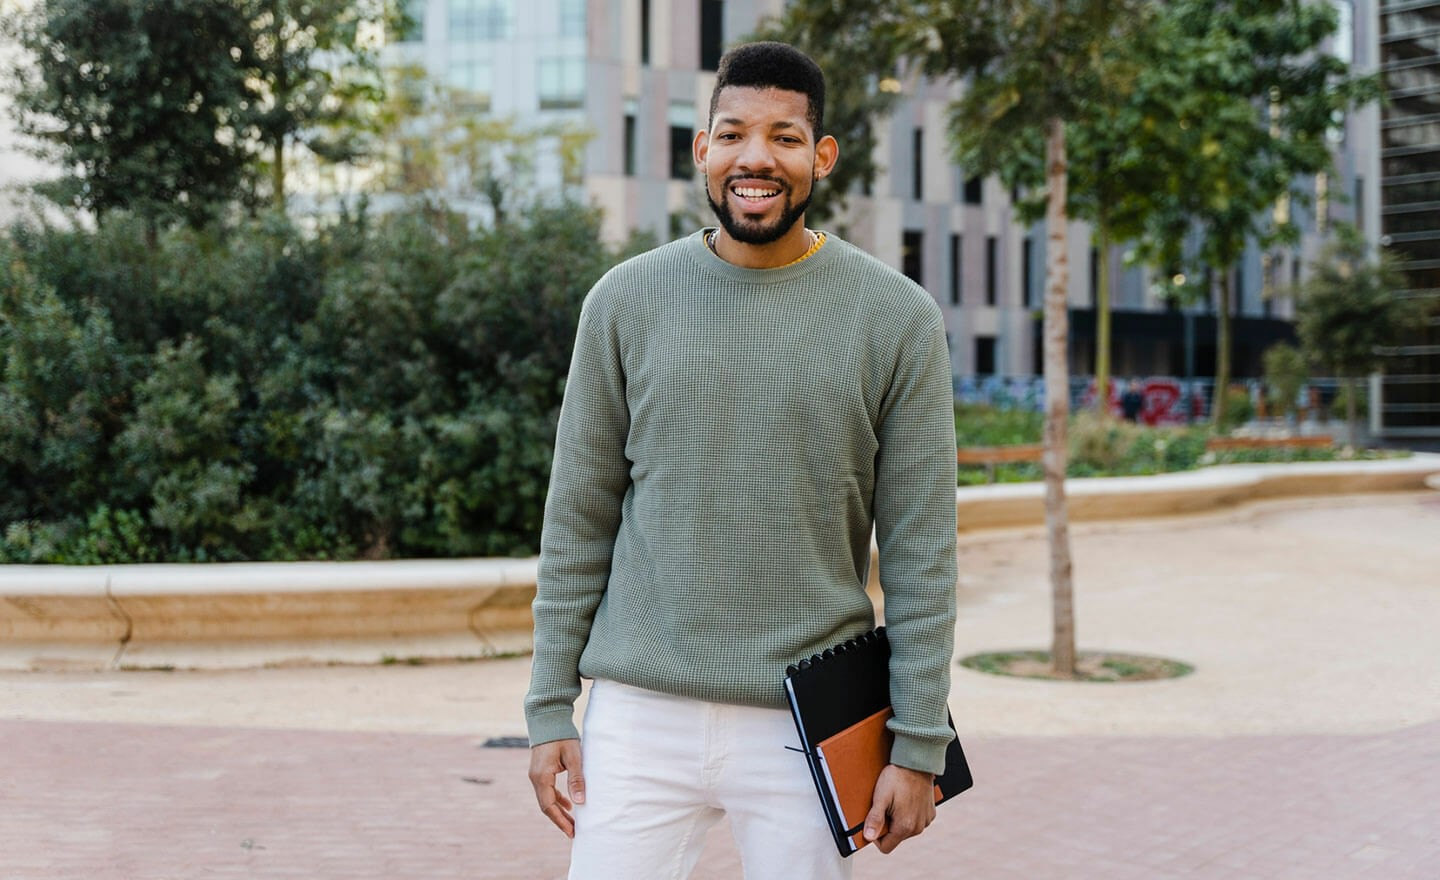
[526,708,580,748]
[890,731,952,777]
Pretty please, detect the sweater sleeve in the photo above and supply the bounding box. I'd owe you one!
[523,285,631,746]
[873,304,959,775]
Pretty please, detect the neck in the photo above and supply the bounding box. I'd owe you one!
[712,222,814,269]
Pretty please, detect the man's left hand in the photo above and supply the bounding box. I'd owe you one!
[862,763,937,854]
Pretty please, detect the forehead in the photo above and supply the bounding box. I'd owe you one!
[710,86,812,132]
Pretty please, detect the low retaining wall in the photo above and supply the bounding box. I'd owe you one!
[3,457,1437,671]
[0,559,537,671]
[955,456,1440,532]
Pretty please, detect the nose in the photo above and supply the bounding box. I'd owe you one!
[736,135,777,174]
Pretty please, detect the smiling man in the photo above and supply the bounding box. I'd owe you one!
[525,42,958,879]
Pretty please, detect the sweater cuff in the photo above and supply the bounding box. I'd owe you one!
[890,731,950,777]
[525,708,580,747]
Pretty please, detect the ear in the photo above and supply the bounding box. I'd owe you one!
[813,134,839,181]
[693,129,709,170]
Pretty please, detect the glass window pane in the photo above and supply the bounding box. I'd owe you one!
[539,58,584,109]
[449,0,512,42]
[560,0,585,38]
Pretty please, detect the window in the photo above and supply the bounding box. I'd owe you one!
[950,234,962,305]
[1023,237,1034,308]
[1334,0,1353,65]
[640,0,652,65]
[903,231,924,285]
[447,59,492,112]
[539,58,585,110]
[975,336,997,376]
[670,127,693,180]
[449,0,511,42]
[669,103,696,180]
[700,0,724,71]
[1354,175,1365,233]
[985,235,998,306]
[1089,247,1099,308]
[624,109,638,177]
[964,176,982,205]
[912,128,924,201]
[395,0,424,41]
[559,0,585,38]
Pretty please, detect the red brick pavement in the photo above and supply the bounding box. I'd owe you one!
[2,718,1437,879]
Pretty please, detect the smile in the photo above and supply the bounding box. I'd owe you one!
[730,185,782,204]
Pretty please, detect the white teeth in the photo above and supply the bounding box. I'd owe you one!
[733,186,779,199]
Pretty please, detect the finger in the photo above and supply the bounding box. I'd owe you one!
[862,800,889,844]
[542,802,576,838]
[562,741,586,805]
[875,805,934,853]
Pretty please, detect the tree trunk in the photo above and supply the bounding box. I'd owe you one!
[1043,116,1077,678]
[272,140,287,212]
[1346,376,1360,448]
[1213,270,1233,427]
[1094,219,1113,414]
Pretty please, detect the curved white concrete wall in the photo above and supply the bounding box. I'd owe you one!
[2,457,1436,671]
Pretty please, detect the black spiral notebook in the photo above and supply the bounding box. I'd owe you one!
[784,627,973,857]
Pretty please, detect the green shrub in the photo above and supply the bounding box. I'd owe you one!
[1262,343,1307,420]
[954,404,1043,447]
[1,200,626,562]
[1068,411,1143,472]
[1218,385,1255,431]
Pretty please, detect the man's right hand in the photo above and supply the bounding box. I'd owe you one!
[528,738,585,838]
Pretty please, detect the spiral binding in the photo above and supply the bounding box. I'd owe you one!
[786,626,887,677]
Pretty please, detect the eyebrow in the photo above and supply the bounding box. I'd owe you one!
[714,117,804,133]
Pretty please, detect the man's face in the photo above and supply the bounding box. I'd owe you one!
[694,86,837,245]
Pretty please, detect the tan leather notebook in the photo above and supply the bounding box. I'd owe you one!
[815,706,945,852]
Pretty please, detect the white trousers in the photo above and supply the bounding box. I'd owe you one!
[568,679,853,880]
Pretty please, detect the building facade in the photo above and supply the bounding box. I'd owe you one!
[1377,0,1440,436]
[384,0,1383,396]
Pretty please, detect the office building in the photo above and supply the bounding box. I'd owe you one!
[1376,0,1440,436]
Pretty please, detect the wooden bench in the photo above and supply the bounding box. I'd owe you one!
[956,443,1045,482]
[1204,435,1333,453]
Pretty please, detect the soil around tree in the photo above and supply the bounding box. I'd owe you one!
[960,650,1194,682]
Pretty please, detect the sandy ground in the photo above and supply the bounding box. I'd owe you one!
[2,491,1437,741]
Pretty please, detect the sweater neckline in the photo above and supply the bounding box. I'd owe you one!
[687,228,843,284]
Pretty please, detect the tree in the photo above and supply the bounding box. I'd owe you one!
[904,0,1149,676]
[4,0,254,242]
[967,71,1162,416]
[1295,230,1420,446]
[1129,0,1380,426]
[238,0,398,210]
[1261,341,1307,422]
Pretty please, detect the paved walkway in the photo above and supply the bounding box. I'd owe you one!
[3,492,1439,878]
[3,717,1437,879]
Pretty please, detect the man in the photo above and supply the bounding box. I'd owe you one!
[525,41,958,879]
[1121,381,1146,423]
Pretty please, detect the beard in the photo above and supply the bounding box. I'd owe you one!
[705,175,813,245]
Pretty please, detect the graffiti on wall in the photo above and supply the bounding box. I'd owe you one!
[956,375,1211,424]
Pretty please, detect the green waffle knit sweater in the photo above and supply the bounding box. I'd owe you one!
[523,230,958,774]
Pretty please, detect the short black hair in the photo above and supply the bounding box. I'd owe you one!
[708,42,826,138]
